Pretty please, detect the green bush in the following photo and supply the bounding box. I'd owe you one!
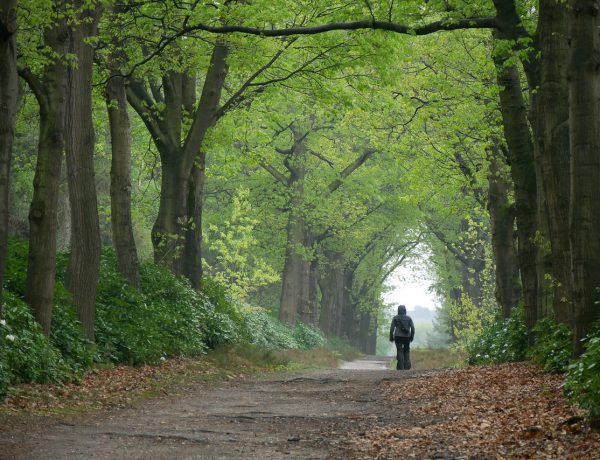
[239,308,326,351]
[564,321,600,425]
[96,252,213,364]
[241,308,299,349]
[0,292,71,387]
[4,239,29,296]
[5,239,95,372]
[528,316,572,372]
[467,305,528,365]
[293,322,326,349]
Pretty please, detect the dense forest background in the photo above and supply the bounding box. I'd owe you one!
[0,0,599,421]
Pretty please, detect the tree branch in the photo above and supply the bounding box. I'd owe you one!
[126,79,169,152]
[328,148,377,193]
[260,161,289,185]
[17,67,47,112]
[215,38,297,119]
[183,16,498,37]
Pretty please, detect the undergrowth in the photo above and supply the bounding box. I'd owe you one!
[0,241,332,398]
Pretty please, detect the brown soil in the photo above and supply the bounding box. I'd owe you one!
[0,357,404,459]
[1,358,597,459]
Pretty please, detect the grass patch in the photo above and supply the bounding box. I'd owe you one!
[390,347,465,370]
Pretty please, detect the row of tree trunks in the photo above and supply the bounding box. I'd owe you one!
[0,0,18,315]
[64,2,102,341]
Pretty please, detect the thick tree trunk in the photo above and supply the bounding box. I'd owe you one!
[494,56,539,340]
[64,4,101,340]
[151,154,187,275]
[278,133,310,326]
[537,0,573,326]
[318,251,345,336]
[0,0,18,315]
[184,158,205,290]
[278,200,306,326]
[567,0,600,355]
[106,68,140,288]
[140,45,228,279]
[487,146,520,317]
[23,20,69,335]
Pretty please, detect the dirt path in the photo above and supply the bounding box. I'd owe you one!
[0,356,407,460]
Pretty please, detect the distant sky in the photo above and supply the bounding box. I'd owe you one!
[382,260,438,312]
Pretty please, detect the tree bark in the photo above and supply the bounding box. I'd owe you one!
[308,257,320,325]
[318,251,345,336]
[21,11,69,335]
[278,183,307,325]
[567,0,600,355]
[0,0,18,315]
[487,145,520,317]
[64,2,101,341]
[184,157,205,290]
[536,0,573,326]
[127,43,228,279]
[106,63,140,288]
[493,55,539,340]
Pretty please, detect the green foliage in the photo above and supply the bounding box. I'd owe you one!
[4,239,28,295]
[0,292,71,388]
[293,322,327,350]
[450,294,496,353]
[204,190,280,302]
[528,316,572,372]
[467,306,528,365]
[564,322,600,424]
[240,307,326,350]
[95,250,239,364]
[201,277,245,327]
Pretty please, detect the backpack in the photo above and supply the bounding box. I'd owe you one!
[394,316,411,337]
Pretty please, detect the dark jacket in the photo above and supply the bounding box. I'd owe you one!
[389,306,415,341]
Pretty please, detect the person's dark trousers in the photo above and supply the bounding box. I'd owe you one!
[394,337,411,370]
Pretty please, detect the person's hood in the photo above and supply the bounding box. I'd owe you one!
[397,305,407,315]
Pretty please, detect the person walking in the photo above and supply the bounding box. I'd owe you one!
[389,305,415,370]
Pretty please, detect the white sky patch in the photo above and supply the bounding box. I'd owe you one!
[382,259,438,312]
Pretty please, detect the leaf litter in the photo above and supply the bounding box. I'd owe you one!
[350,363,599,459]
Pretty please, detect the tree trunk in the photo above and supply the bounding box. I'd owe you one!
[308,257,320,326]
[64,3,101,341]
[278,199,306,326]
[151,153,187,275]
[278,134,309,326]
[318,251,345,336]
[0,0,18,315]
[493,55,539,340]
[184,158,205,290]
[23,18,69,335]
[567,0,600,355]
[129,44,228,279]
[487,145,520,317]
[537,0,573,326]
[106,66,140,288]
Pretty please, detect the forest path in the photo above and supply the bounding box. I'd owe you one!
[0,356,409,459]
[2,358,597,458]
